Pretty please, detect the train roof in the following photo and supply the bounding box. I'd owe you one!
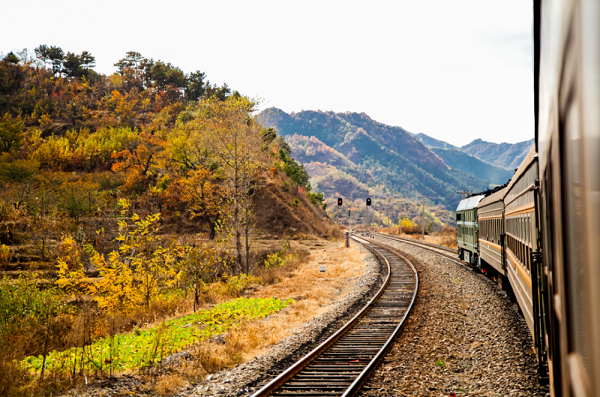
[478,185,508,207]
[505,145,537,192]
[456,195,485,212]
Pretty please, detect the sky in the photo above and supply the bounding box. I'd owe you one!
[1,0,534,147]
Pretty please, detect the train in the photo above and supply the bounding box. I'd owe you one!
[456,2,600,395]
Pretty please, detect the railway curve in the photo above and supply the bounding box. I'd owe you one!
[370,233,470,270]
[250,236,418,397]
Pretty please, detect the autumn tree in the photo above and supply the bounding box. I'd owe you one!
[178,168,224,239]
[0,113,23,152]
[111,131,166,192]
[194,97,267,274]
[177,243,219,312]
[167,112,224,238]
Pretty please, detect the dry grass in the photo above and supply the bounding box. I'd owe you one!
[423,226,458,249]
[161,242,367,391]
[377,226,457,249]
[155,374,186,396]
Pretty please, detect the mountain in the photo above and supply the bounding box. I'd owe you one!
[413,133,457,150]
[257,108,489,209]
[461,138,535,170]
[431,148,514,186]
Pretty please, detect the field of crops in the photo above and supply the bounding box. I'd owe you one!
[22,297,293,374]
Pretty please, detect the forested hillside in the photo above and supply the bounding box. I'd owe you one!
[461,138,534,170]
[258,108,489,211]
[413,133,535,171]
[431,148,514,186]
[413,132,457,150]
[0,47,336,395]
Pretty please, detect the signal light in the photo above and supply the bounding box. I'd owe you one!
[338,198,343,206]
[366,198,371,206]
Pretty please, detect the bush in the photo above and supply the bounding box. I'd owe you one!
[307,191,324,207]
[0,158,40,182]
[0,113,23,153]
[0,244,10,265]
[29,126,139,171]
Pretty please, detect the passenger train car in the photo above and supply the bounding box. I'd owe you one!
[536,0,600,395]
[453,1,600,395]
[456,195,484,264]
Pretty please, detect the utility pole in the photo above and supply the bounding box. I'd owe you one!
[399,201,405,237]
[457,190,472,200]
[387,197,391,234]
[421,195,427,241]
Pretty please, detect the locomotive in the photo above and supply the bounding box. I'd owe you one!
[456,2,600,395]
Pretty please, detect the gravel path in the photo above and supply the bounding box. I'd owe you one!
[359,236,549,397]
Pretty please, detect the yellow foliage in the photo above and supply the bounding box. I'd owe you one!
[0,244,11,265]
[399,217,415,228]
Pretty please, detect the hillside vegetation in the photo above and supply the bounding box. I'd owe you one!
[460,138,534,170]
[0,47,336,395]
[258,108,489,212]
[413,132,457,150]
[414,132,534,172]
[431,148,513,186]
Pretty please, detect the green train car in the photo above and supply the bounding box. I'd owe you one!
[456,195,485,265]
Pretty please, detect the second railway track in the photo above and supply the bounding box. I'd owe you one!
[370,232,469,267]
[251,236,418,397]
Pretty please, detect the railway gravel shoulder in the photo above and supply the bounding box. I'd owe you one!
[359,236,549,397]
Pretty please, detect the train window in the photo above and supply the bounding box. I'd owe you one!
[495,219,498,243]
[525,214,531,244]
[520,217,523,239]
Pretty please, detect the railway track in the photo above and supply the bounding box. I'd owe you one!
[250,236,418,397]
[370,233,470,268]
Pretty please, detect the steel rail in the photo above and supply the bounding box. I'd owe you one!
[370,232,474,270]
[341,238,419,397]
[250,235,418,397]
[371,232,456,254]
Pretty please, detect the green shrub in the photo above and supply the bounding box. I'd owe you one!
[307,191,324,207]
[0,113,23,153]
[0,159,40,182]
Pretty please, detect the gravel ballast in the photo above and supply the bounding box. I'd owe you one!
[359,236,549,397]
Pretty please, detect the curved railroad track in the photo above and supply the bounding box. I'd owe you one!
[250,236,418,397]
[369,233,471,269]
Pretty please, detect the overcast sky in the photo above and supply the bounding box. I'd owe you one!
[2,0,533,147]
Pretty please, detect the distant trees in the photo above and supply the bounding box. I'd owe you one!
[33,45,96,78]
[62,51,96,78]
[2,52,19,64]
[186,70,207,101]
[114,52,215,102]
